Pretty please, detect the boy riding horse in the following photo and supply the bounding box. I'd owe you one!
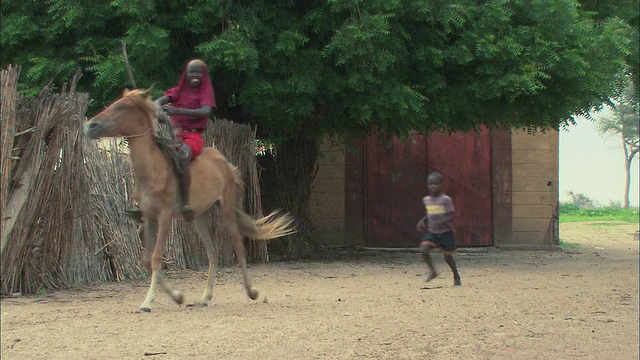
[126,59,216,222]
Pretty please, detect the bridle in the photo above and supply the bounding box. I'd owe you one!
[124,127,153,139]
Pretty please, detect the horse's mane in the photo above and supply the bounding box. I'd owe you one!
[125,89,183,171]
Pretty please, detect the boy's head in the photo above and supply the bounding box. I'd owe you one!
[427,171,443,196]
[186,59,206,88]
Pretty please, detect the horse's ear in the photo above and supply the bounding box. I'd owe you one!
[140,88,152,99]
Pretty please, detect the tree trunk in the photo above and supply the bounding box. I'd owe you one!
[622,134,631,209]
[258,134,321,260]
[624,156,631,209]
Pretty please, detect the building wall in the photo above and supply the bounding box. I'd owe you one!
[496,130,560,248]
[311,131,560,249]
[309,138,349,246]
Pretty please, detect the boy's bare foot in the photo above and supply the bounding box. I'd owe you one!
[123,208,143,223]
[425,271,439,282]
[454,276,462,286]
[182,205,195,222]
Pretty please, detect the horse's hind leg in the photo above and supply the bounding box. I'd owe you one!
[222,206,259,300]
[194,214,219,306]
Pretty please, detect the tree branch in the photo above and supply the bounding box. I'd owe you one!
[121,40,137,89]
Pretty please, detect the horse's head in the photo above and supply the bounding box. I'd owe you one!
[84,88,156,139]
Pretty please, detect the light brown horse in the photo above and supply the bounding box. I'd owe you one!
[83,88,295,312]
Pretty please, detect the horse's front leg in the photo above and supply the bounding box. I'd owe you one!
[151,214,184,307]
[139,218,158,312]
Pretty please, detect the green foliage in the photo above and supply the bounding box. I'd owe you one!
[559,203,639,222]
[578,0,639,98]
[1,0,635,141]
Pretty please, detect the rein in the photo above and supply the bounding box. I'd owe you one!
[125,127,153,139]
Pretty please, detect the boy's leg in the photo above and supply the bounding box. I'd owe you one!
[444,254,462,286]
[177,133,204,222]
[123,207,143,223]
[176,143,194,221]
[419,241,438,281]
[124,186,142,223]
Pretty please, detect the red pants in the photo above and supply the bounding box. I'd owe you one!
[180,132,204,158]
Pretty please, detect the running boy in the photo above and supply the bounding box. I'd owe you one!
[416,172,462,286]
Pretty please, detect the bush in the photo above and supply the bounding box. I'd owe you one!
[568,191,597,209]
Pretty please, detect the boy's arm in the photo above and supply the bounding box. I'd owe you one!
[416,213,429,231]
[164,105,212,119]
[154,96,171,108]
[154,96,171,119]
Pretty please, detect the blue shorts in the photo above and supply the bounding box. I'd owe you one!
[420,231,457,253]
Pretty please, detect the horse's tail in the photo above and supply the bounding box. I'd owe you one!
[236,209,296,240]
[230,166,296,240]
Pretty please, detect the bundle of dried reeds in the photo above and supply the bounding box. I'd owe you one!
[1,66,20,231]
[209,118,268,264]
[1,77,142,295]
[81,138,142,282]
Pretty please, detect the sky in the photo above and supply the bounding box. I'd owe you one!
[559,106,639,207]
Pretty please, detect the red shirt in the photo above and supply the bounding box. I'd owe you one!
[164,64,216,131]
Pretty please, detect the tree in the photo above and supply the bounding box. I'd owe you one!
[598,82,639,209]
[1,0,635,257]
[578,0,639,99]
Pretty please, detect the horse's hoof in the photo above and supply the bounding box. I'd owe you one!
[248,288,259,301]
[171,290,184,305]
[139,307,152,313]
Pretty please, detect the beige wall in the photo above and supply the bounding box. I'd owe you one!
[505,130,559,248]
[309,139,348,245]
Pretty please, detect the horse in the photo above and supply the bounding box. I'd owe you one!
[83,88,295,312]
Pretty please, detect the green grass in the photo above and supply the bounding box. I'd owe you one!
[559,204,639,223]
[558,239,580,249]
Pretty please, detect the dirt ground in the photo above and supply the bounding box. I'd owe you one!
[1,221,638,360]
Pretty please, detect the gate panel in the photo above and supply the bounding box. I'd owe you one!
[426,128,492,246]
[365,134,427,247]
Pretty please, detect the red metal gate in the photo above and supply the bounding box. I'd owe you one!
[361,129,492,247]
[425,129,492,246]
[364,133,428,247]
